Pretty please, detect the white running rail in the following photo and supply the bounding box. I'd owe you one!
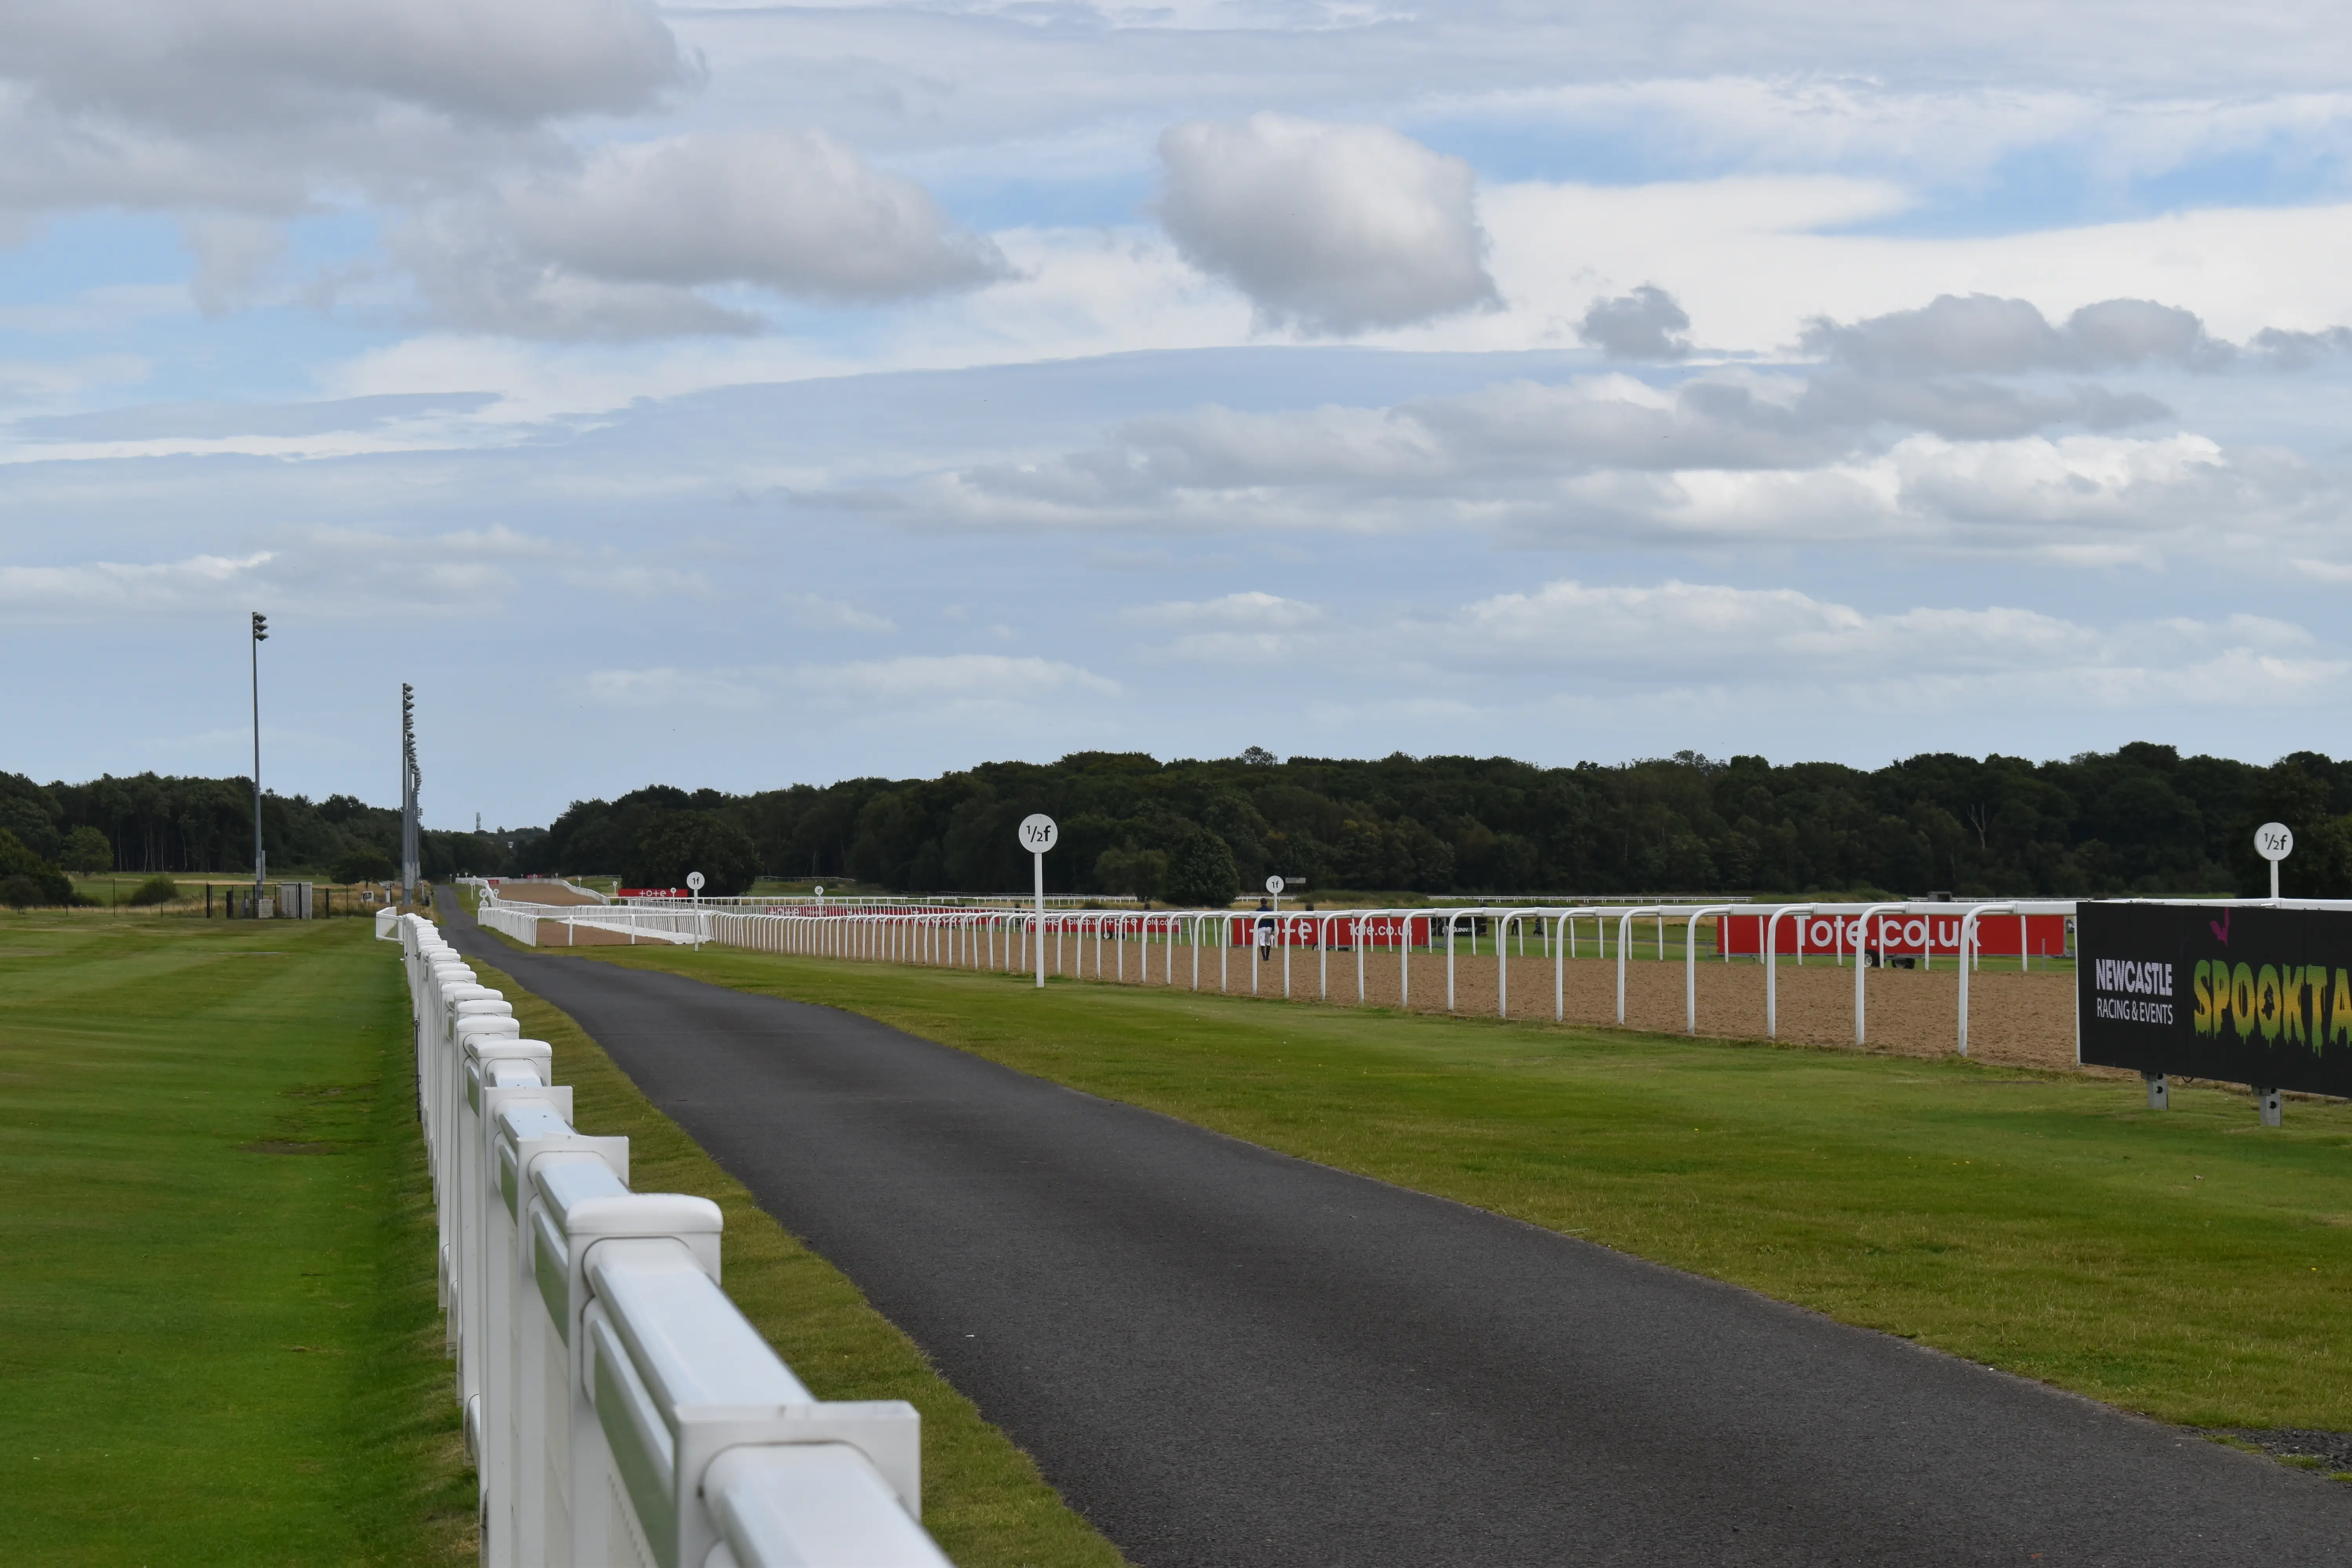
[626,900,2090,1053]
[397,912,951,1568]
[479,895,708,948]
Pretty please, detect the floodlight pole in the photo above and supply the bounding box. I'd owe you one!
[400,684,421,907]
[249,611,268,891]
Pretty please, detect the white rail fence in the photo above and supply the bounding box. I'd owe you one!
[480,897,710,949]
[394,911,950,1568]
[477,895,2098,1055]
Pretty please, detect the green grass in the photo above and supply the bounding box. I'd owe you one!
[514,938,2352,1432]
[0,912,473,1565]
[459,950,1127,1568]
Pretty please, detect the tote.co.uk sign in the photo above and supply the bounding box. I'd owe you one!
[2076,901,2352,1097]
[1230,915,1431,947]
[1718,911,2069,960]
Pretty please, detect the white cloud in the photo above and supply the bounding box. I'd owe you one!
[0,0,693,218]
[1442,578,2346,705]
[0,525,558,621]
[1123,590,1323,629]
[1803,294,2228,374]
[822,370,2254,555]
[1156,116,1497,335]
[182,215,287,317]
[396,131,1007,338]
[9,0,689,134]
[814,653,1117,701]
[577,652,1118,711]
[1578,285,1692,361]
[1123,590,1327,662]
[0,549,272,618]
[771,593,895,632]
[581,666,771,710]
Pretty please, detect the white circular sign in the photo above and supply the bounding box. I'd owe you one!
[1265,875,1285,895]
[685,871,706,891]
[1018,813,1059,853]
[813,885,824,897]
[2255,822,2295,862]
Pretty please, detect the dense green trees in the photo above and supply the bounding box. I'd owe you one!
[519,742,2352,900]
[0,771,529,879]
[624,811,760,895]
[330,849,398,885]
[0,829,73,906]
[1161,829,1240,907]
[20,741,2347,900]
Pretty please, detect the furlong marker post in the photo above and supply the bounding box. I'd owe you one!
[1022,813,1058,988]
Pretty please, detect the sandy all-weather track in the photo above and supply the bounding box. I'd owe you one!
[440,896,2348,1567]
[1045,934,2083,1072]
[483,880,604,906]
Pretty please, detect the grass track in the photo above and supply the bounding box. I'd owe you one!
[0,913,472,1566]
[521,938,2352,1433]
[456,949,1128,1568]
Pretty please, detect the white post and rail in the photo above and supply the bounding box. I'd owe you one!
[394,913,951,1568]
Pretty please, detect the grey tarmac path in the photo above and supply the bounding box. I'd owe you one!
[440,899,2350,1567]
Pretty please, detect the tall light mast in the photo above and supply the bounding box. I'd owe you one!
[250,612,268,891]
[400,684,421,906]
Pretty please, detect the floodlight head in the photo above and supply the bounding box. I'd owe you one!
[250,611,268,642]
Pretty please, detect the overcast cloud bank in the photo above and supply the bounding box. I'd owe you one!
[5,2,2352,820]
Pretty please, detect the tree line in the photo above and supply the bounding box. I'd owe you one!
[514,743,2352,903]
[0,770,531,884]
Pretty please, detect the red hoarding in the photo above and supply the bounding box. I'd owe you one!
[1717,911,2068,959]
[1229,914,1431,947]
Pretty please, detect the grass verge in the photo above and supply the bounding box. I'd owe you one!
[0,912,472,1565]
[458,949,1127,1568]
[527,939,2352,1433]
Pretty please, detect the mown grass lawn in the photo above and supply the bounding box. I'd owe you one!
[532,938,2352,1433]
[0,912,472,1566]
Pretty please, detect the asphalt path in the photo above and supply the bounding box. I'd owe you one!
[440,899,2350,1566]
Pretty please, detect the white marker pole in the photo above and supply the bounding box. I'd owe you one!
[1021,815,1058,988]
[686,870,705,951]
[1265,875,1284,986]
[2256,821,2294,902]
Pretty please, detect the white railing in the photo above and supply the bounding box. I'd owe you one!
[397,913,950,1568]
[622,893,1141,910]
[491,887,2352,1065]
[649,899,2091,1055]
[487,878,614,905]
[480,895,708,948]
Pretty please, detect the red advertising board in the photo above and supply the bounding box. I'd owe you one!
[1229,914,1432,947]
[1717,911,2068,959]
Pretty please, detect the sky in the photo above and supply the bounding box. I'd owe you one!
[7,1,2352,828]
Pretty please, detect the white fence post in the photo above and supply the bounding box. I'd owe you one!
[395,913,952,1568]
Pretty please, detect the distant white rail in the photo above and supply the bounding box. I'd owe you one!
[480,895,706,947]
[398,913,951,1567]
[612,899,2092,1054]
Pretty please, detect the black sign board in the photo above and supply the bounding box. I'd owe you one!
[2076,901,2352,1096]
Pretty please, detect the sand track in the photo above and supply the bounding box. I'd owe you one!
[1014,935,2084,1072]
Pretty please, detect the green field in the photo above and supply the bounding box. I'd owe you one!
[0,912,473,1565]
[502,936,2352,1433]
[0,906,1129,1567]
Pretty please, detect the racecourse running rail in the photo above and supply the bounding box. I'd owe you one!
[475,887,2083,1054]
[391,910,950,1568]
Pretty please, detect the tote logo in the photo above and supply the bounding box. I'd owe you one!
[2192,959,2349,1051]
